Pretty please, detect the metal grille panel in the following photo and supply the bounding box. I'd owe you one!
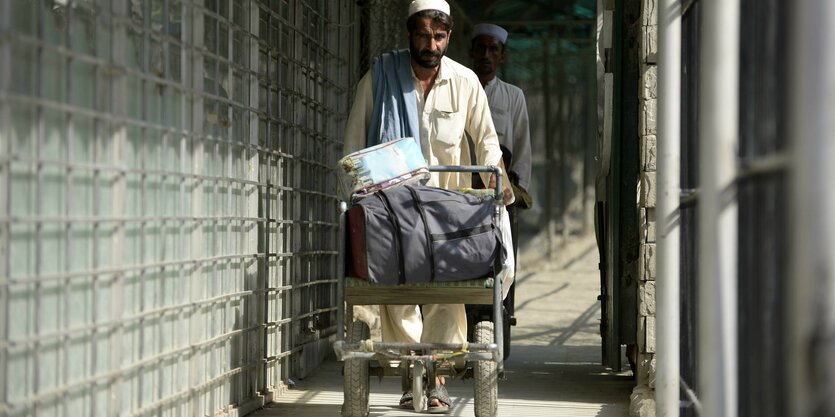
[358,0,409,73]
[0,1,359,416]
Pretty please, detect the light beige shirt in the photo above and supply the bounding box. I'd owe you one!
[344,56,503,190]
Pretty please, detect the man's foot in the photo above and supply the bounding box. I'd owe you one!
[427,384,451,414]
[399,391,413,409]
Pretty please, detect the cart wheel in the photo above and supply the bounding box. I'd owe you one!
[473,321,498,417]
[342,321,370,417]
[412,360,426,413]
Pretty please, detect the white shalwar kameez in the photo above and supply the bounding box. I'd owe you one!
[344,55,502,345]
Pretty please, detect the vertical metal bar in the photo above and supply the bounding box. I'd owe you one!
[542,36,554,260]
[245,0,267,398]
[335,3,344,342]
[582,54,594,234]
[210,0,223,406]
[277,17,287,381]
[159,0,171,406]
[698,0,740,416]
[604,0,624,371]
[33,1,45,407]
[213,0,223,407]
[175,0,190,411]
[289,0,300,377]
[62,5,75,416]
[221,8,233,382]
[89,4,105,414]
[556,41,569,242]
[189,1,205,413]
[157,0,170,401]
[789,1,835,416]
[220,0,234,399]
[90,80,101,417]
[158,0,172,402]
[253,2,275,392]
[493,167,504,372]
[657,0,681,415]
[137,0,152,408]
[109,0,128,414]
[336,202,346,343]
[0,0,11,408]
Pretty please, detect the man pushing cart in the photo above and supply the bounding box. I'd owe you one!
[335,161,513,417]
[336,1,515,415]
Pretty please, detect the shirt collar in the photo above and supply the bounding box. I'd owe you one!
[436,57,452,82]
[410,56,452,85]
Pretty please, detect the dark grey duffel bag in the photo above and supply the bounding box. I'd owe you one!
[346,184,504,285]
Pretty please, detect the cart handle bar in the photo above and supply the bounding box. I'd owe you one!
[428,165,503,200]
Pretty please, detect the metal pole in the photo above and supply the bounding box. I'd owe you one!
[0,0,9,409]
[556,41,569,243]
[698,0,740,416]
[788,0,835,416]
[656,0,681,415]
[583,55,595,234]
[336,202,347,343]
[542,36,555,260]
[493,168,504,372]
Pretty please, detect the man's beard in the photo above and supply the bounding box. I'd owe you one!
[410,43,445,68]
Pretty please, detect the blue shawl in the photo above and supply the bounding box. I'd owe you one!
[367,49,420,147]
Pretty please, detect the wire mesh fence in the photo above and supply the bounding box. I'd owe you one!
[0,0,359,416]
[357,0,409,73]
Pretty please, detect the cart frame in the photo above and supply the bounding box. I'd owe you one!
[333,165,506,417]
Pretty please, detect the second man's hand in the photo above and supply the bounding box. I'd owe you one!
[488,161,515,206]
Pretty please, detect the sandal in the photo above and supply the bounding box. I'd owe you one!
[427,384,451,414]
[399,391,413,409]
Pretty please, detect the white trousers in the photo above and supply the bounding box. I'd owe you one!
[379,304,467,344]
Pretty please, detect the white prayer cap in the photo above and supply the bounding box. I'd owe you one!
[408,0,450,17]
[471,23,508,44]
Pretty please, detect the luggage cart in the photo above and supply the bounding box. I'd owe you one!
[334,165,506,417]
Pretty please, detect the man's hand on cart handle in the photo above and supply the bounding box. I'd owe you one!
[488,160,516,206]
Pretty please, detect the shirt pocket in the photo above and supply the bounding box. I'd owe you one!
[430,84,464,148]
[431,110,467,165]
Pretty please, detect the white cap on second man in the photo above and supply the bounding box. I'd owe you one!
[471,23,508,44]
[408,0,450,17]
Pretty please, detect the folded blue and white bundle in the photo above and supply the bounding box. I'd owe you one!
[338,137,429,199]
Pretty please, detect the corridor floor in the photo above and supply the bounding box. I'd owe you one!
[249,234,633,416]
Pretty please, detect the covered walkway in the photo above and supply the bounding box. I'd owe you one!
[251,235,632,417]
